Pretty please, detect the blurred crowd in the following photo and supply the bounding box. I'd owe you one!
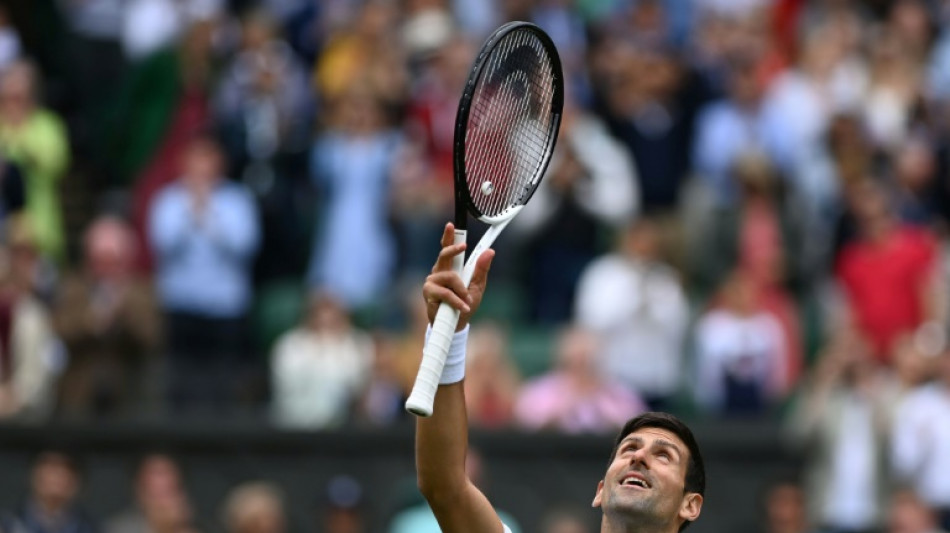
[0,449,947,533]
[0,449,605,533]
[0,0,948,531]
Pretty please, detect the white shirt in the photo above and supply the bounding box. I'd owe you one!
[693,309,786,411]
[824,392,878,529]
[574,256,689,398]
[892,382,950,507]
[271,328,374,428]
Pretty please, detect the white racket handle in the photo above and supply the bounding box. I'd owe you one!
[405,301,462,416]
[406,229,467,417]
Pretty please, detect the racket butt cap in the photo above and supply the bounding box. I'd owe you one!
[405,399,434,417]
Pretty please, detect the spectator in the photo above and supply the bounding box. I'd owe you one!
[760,20,867,205]
[880,332,939,425]
[306,83,401,313]
[54,216,161,419]
[888,488,949,533]
[0,59,69,262]
[890,136,943,229]
[463,324,520,429]
[0,452,96,533]
[355,332,404,427]
[213,9,313,281]
[835,179,943,363]
[759,477,814,533]
[321,475,365,533]
[787,327,892,533]
[118,20,218,271]
[313,0,408,110]
[0,217,62,421]
[105,454,199,533]
[891,348,950,531]
[394,36,473,278]
[148,133,260,414]
[862,26,921,151]
[402,33,471,189]
[686,153,809,391]
[594,38,698,211]
[220,482,285,533]
[270,292,373,428]
[574,217,689,409]
[691,52,773,205]
[514,325,646,434]
[400,1,455,62]
[510,79,639,323]
[693,271,787,415]
[811,112,875,261]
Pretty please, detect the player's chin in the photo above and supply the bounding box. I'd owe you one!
[607,487,654,509]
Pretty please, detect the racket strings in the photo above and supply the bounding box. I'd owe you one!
[464,28,557,218]
[469,32,552,216]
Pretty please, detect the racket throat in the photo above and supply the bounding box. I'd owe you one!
[452,229,467,274]
[461,219,511,285]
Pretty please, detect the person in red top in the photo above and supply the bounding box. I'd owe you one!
[835,180,943,363]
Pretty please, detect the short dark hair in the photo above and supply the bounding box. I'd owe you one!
[607,412,706,531]
[32,450,82,480]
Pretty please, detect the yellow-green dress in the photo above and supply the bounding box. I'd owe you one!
[0,109,69,261]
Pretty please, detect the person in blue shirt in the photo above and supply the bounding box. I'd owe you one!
[148,133,260,414]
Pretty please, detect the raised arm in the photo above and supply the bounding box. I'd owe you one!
[415,223,503,533]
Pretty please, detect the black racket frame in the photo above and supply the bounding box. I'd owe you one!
[451,21,565,230]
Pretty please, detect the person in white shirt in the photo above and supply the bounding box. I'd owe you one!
[892,349,950,531]
[694,272,787,415]
[574,217,689,409]
[786,327,892,532]
[414,223,706,533]
[270,293,373,428]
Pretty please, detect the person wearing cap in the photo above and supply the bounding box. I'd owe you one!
[322,475,365,533]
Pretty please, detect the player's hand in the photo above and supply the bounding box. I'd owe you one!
[423,223,494,331]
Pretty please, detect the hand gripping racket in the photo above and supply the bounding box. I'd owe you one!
[405,22,564,417]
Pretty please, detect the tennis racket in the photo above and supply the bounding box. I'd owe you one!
[405,21,564,417]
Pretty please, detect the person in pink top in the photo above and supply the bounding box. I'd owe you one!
[515,326,647,434]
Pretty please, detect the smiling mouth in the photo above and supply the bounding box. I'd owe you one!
[620,475,651,489]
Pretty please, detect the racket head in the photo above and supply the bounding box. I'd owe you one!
[453,21,564,226]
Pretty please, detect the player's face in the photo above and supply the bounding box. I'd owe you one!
[592,428,702,530]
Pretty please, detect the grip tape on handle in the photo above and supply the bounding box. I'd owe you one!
[405,302,461,416]
[405,229,467,417]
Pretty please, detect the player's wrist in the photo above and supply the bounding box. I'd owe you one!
[425,323,469,384]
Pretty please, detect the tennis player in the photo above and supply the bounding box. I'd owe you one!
[416,223,706,533]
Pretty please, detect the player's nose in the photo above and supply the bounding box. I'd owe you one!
[626,448,649,468]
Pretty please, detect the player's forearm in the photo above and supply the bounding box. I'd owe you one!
[415,381,470,501]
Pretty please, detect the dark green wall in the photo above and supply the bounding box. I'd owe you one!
[0,420,801,532]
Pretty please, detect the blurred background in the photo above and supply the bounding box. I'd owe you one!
[0,0,949,532]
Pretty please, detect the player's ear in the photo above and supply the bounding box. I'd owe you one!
[679,492,703,523]
[592,480,605,508]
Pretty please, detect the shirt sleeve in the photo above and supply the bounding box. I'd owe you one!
[503,524,513,533]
